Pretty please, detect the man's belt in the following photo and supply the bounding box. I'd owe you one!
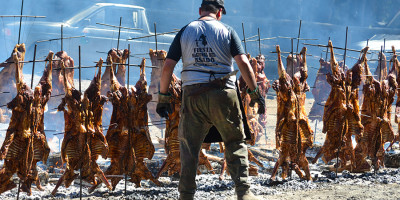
[185,70,238,97]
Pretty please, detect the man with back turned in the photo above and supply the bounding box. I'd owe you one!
[156,0,264,199]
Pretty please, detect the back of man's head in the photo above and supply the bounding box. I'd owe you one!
[201,0,226,14]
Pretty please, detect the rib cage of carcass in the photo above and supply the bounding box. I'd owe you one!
[24,51,54,195]
[129,58,160,187]
[52,58,112,196]
[312,41,368,171]
[355,47,397,171]
[270,45,312,181]
[0,50,34,195]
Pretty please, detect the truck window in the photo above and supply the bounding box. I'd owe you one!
[104,8,136,28]
[86,9,106,26]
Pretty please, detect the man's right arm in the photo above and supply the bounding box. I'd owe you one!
[160,58,178,94]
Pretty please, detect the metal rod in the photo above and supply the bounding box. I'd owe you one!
[366,38,369,47]
[296,20,302,53]
[326,37,330,60]
[80,168,82,200]
[343,27,348,68]
[117,17,122,51]
[96,22,142,31]
[17,178,21,200]
[241,34,258,41]
[384,38,386,52]
[79,46,81,93]
[291,38,294,77]
[242,23,247,54]
[246,37,277,42]
[127,44,130,88]
[303,43,372,54]
[379,45,383,81]
[0,15,45,18]
[336,27,349,177]
[31,44,37,88]
[278,36,317,40]
[53,64,158,70]
[125,173,127,196]
[314,120,317,144]
[17,0,24,44]
[2,58,62,64]
[36,36,85,43]
[270,51,312,56]
[128,30,179,40]
[61,25,63,52]
[154,23,158,53]
[258,28,261,55]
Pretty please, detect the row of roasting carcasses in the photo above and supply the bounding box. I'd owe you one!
[1,39,398,196]
[271,40,400,181]
[0,44,270,196]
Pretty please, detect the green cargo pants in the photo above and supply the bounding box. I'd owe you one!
[178,84,250,200]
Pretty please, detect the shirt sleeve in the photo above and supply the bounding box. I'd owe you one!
[229,28,245,57]
[166,25,187,62]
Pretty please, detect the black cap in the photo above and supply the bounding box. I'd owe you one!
[201,0,226,15]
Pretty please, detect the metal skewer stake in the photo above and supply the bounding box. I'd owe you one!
[17,0,24,44]
[326,37,330,60]
[127,44,130,88]
[61,25,63,52]
[384,38,386,53]
[117,17,122,51]
[154,23,158,53]
[379,46,383,81]
[31,44,37,88]
[79,46,81,93]
[242,23,247,54]
[336,26,348,177]
[258,28,261,55]
[296,20,302,53]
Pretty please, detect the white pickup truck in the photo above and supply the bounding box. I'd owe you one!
[4,3,174,69]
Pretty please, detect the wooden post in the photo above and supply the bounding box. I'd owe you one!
[17,0,24,44]
[31,44,37,88]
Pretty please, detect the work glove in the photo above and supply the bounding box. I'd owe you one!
[156,92,172,119]
[247,86,266,115]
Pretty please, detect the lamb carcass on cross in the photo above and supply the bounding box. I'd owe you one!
[0,51,34,195]
[91,55,135,191]
[129,58,160,186]
[270,45,311,181]
[23,51,54,194]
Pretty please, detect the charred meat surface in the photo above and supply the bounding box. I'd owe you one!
[0,50,34,195]
[271,45,311,181]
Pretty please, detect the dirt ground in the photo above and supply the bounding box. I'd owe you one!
[265,183,400,200]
